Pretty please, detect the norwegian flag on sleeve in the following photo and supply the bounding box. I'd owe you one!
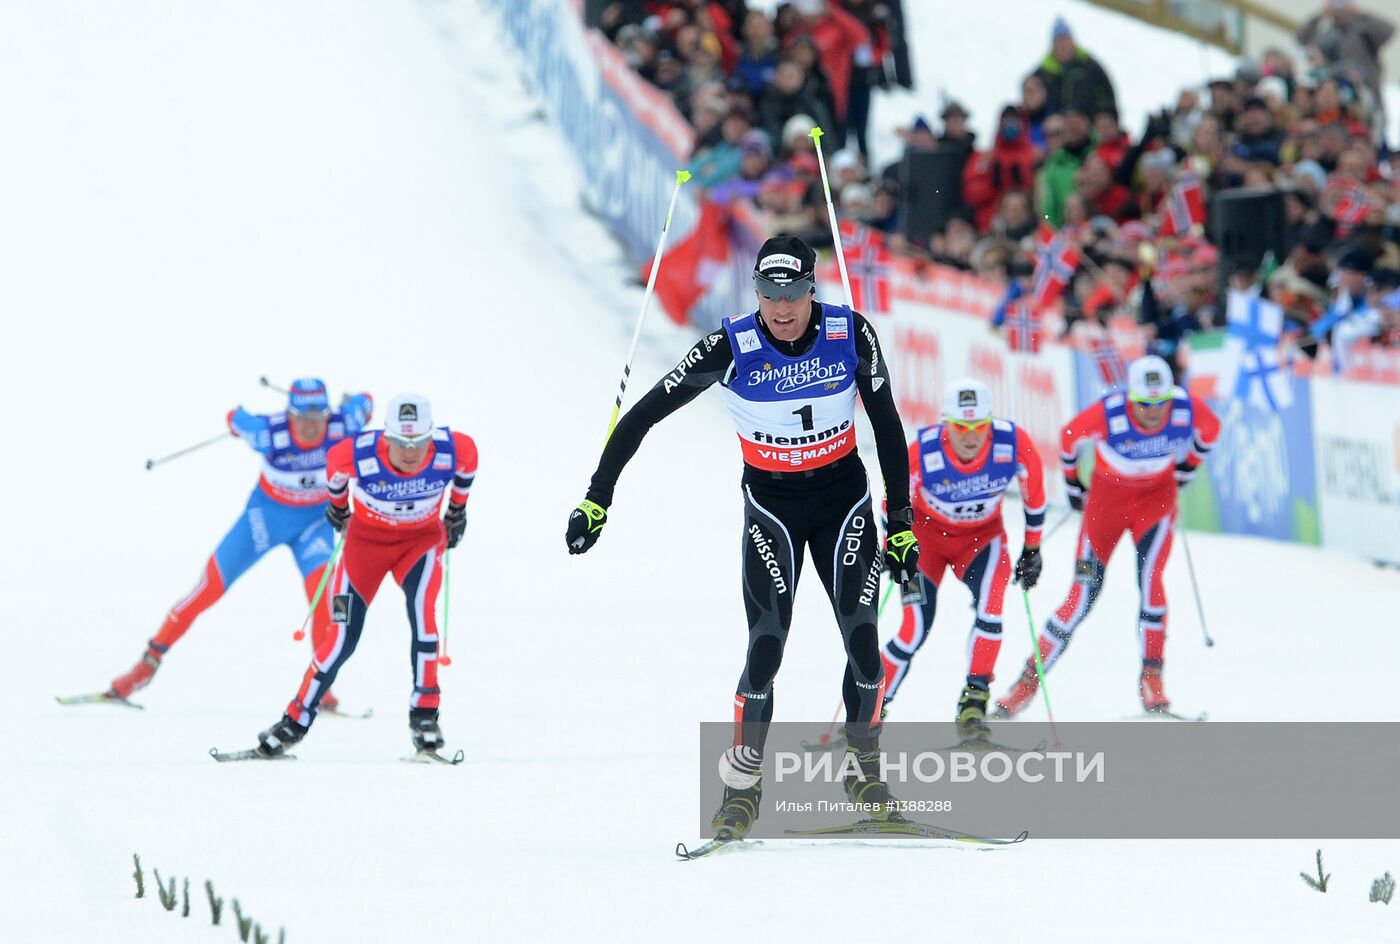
[1004,302,1043,353]
[1030,222,1079,310]
[1157,171,1206,238]
[839,219,893,314]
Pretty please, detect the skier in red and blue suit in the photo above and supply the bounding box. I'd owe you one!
[106,378,373,706]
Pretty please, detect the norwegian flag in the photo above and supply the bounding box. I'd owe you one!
[1089,335,1128,391]
[1004,302,1043,353]
[840,219,893,314]
[1331,178,1375,237]
[1030,222,1079,310]
[1158,172,1206,237]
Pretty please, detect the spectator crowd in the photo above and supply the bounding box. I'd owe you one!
[601,0,1400,370]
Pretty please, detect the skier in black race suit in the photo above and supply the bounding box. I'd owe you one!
[566,235,919,840]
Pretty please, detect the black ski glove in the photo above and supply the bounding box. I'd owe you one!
[1014,546,1043,589]
[1065,477,1086,513]
[326,502,350,532]
[566,498,608,554]
[883,508,920,584]
[444,503,467,549]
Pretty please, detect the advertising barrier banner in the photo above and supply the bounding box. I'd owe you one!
[1311,377,1400,564]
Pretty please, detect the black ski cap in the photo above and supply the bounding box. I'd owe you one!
[754,234,817,286]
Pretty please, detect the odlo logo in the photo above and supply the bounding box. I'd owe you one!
[749,524,788,594]
[842,515,867,568]
[959,390,977,408]
[332,594,351,624]
[398,403,418,422]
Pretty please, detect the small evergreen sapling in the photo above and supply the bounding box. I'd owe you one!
[154,869,177,910]
[131,854,144,899]
[181,877,190,917]
[206,880,224,925]
[1370,871,1395,904]
[1300,849,1330,893]
[233,899,253,942]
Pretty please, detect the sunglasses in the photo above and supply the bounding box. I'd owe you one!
[754,273,814,301]
[1129,394,1172,406]
[946,417,992,433]
[385,432,432,448]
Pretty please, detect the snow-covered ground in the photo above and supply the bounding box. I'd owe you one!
[2,2,1398,942]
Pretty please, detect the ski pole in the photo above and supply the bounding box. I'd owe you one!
[603,169,691,444]
[1021,589,1060,743]
[809,126,855,310]
[439,549,453,667]
[259,376,289,395]
[816,580,898,745]
[1176,520,1214,647]
[811,125,922,604]
[145,432,232,470]
[293,531,346,642]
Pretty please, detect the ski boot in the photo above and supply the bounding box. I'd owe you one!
[842,749,904,822]
[256,714,307,758]
[710,781,762,840]
[992,659,1040,719]
[108,647,162,700]
[955,683,992,741]
[1140,661,1171,713]
[410,707,444,753]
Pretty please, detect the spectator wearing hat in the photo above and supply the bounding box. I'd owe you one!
[1130,146,1177,220]
[1312,247,1381,369]
[781,113,821,158]
[1038,106,1095,227]
[1206,77,1239,133]
[962,105,1037,232]
[756,58,833,152]
[1139,259,1212,376]
[937,100,977,160]
[1296,1,1394,101]
[708,130,774,205]
[1231,96,1285,165]
[1033,17,1118,116]
[691,107,757,189]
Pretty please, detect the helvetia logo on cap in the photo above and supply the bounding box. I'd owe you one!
[958,390,978,407]
[759,253,802,273]
[398,403,418,422]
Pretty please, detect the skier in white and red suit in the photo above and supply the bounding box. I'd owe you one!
[995,355,1220,717]
[252,393,478,758]
[880,378,1046,740]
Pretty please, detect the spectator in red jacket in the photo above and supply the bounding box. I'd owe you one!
[1092,107,1132,170]
[963,106,1038,233]
[785,0,873,129]
[1076,153,1137,222]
